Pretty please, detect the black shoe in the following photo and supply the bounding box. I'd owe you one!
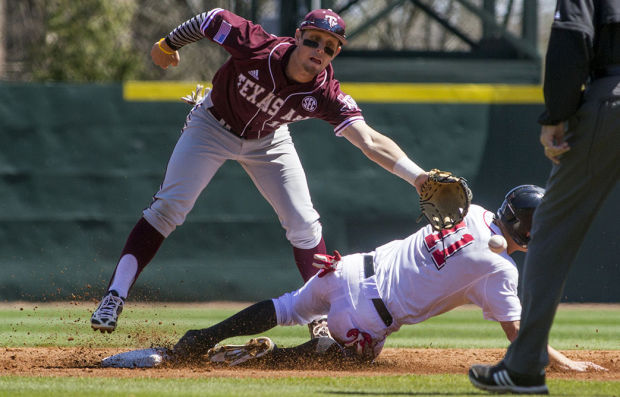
[172,329,216,360]
[469,361,548,394]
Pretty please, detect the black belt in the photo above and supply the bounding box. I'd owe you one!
[592,65,620,79]
[207,107,262,140]
[363,255,393,327]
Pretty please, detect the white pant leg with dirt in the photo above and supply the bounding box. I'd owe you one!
[504,76,620,375]
[272,253,391,359]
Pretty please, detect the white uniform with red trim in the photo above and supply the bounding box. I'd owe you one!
[272,204,522,357]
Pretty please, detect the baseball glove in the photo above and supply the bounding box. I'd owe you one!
[418,169,472,231]
[181,83,209,105]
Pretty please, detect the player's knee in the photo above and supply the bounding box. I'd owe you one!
[272,295,293,326]
[272,293,311,326]
[286,219,322,249]
[143,199,189,237]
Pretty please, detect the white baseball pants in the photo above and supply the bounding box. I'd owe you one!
[272,253,392,358]
[142,102,322,249]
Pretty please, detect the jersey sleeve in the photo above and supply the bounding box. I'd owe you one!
[320,80,365,136]
[199,9,275,59]
[538,28,591,125]
[468,267,521,322]
[165,12,209,50]
[552,0,595,37]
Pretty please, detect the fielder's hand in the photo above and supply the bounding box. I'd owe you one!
[151,39,180,69]
[414,173,429,195]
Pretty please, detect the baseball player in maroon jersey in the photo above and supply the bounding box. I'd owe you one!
[91,8,428,333]
[101,185,603,372]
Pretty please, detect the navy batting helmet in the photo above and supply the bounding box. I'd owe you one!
[497,185,545,248]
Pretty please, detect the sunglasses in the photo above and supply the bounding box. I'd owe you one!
[302,38,336,56]
[300,18,346,37]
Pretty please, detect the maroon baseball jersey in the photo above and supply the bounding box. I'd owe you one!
[199,8,364,139]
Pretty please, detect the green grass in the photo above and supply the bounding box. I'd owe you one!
[1,375,618,396]
[387,305,620,350]
[1,303,618,396]
[1,303,618,350]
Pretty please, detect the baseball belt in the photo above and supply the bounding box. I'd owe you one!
[592,65,620,79]
[363,255,393,327]
[208,107,262,140]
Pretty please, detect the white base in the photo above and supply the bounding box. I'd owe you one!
[102,348,169,368]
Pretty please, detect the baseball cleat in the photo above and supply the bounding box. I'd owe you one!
[91,290,125,333]
[308,317,331,339]
[102,347,170,368]
[207,337,275,366]
[469,361,548,394]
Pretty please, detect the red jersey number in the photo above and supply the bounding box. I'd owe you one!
[423,221,474,270]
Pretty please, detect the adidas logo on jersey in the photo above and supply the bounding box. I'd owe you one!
[249,70,259,80]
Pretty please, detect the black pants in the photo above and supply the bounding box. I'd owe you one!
[504,76,620,374]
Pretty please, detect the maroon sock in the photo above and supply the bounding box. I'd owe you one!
[107,217,165,291]
[292,237,326,282]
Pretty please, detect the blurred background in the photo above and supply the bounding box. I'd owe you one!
[2,0,556,82]
[0,0,618,303]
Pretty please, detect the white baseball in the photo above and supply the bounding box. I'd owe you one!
[488,235,507,253]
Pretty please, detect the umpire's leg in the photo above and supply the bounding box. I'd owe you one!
[504,82,620,375]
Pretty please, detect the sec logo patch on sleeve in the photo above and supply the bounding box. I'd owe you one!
[302,96,318,112]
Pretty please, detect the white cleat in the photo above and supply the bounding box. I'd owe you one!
[91,290,125,333]
[102,348,170,368]
[207,337,275,366]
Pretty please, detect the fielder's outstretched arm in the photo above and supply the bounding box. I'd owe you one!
[499,320,606,372]
[340,121,427,194]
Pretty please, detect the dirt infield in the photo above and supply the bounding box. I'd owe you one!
[2,347,618,380]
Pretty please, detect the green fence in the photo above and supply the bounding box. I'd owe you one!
[0,83,618,302]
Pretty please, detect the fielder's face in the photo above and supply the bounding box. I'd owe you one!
[294,29,341,76]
